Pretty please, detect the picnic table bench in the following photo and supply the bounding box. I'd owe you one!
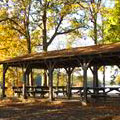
[13,86,120,98]
[13,86,67,97]
[54,86,67,96]
[13,86,22,97]
[27,86,49,97]
[105,87,120,94]
[13,86,49,97]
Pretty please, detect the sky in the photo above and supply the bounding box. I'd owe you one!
[47,0,115,51]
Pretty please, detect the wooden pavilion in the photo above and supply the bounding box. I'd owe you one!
[1,42,120,104]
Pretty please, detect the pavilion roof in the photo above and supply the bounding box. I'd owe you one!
[0,42,120,68]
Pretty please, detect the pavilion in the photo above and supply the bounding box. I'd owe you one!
[0,42,120,104]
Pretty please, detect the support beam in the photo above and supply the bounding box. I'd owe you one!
[103,66,105,87]
[93,66,99,94]
[43,70,47,86]
[65,67,75,99]
[2,64,8,98]
[78,59,92,105]
[29,69,33,86]
[46,61,55,101]
[23,71,27,99]
[26,68,31,86]
[22,65,30,99]
[48,67,54,101]
[83,66,88,104]
[26,72,29,86]
[90,66,100,94]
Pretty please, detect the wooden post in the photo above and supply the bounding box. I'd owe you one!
[46,61,55,101]
[90,66,100,94]
[26,73,29,86]
[43,70,47,86]
[93,66,99,94]
[23,71,27,99]
[22,65,30,99]
[26,68,31,86]
[29,69,33,86]
[78,59,91,105]
[65,67,74,99]
[83,66,88,104]
[67,72,71,99]
[103,66,105,87]
[103,66,106,94]
[48,67,54,101]
[2,64,8,98]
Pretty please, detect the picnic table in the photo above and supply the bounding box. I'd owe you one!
[13,86,67,97]
[54,86,67,96]
[13,86,49,97]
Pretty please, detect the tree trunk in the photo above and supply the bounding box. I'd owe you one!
[94,16,98,45]
[42,4,48,86]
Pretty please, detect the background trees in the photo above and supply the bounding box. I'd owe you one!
[103,0,120,43]
[31,0,87,51]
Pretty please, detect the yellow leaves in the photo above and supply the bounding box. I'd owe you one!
[47,0,52,2]
[60,2,82,17]
[0,24,27,60]
[47,16,55,30]
[89,3,100,14]
[115,74,120,84]
[70,20,80,28]
[71,4,79,9]
[60,3,77,16]
[60,4,72,17]
[0,24,26,95]
[0,8,8,19]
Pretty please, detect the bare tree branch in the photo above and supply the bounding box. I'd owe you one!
[56,25,86,35]
[47,16,64,46]
[0,17,25,33]
[11,26,25,36]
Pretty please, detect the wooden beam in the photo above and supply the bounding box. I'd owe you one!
[103,66,105,87]
[83,66,88,104]
[48,67,54,101]
[78,59,92,105]
[93,66,99,94]
[22,64,30,99]
[23,71,27,99]
[65,67,75,99]
[2,64,8,98]
[46,61,55,101]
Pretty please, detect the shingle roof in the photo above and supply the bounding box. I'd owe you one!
[0,42,120,68]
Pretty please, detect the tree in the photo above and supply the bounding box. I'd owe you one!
[87,0,102,45]
[31,0,87,86]
[0,0,32,53]
[31,0,87,51]
[0,0,88,52]
[0,22,27,96]
[103,0,120,43]
[0,24,27,59]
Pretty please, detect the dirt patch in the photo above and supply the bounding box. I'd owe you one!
[0,97,120,120]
